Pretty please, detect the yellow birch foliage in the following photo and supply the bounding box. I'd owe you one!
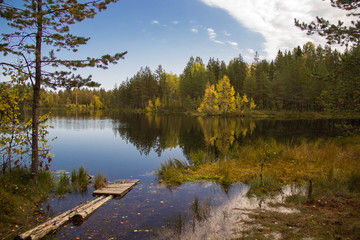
[216,76,236,114]
[154,97,161,111]
[146,100,154,112]
[198,82,219,114]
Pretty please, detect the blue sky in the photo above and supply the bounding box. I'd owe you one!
[1,0,350,89]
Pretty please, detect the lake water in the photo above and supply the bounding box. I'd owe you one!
[44,111,359,239]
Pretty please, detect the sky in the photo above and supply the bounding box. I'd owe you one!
[0,0,351,89]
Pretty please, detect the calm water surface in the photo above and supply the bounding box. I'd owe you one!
[44,111,359,239]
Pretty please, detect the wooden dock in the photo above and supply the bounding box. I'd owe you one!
[16,179,139,240]
[93,179,140,197]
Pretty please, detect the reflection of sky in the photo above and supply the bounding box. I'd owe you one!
[48,117,185,182]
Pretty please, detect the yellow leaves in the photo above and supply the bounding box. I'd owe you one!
[146,97,161,112]
[198,75,256,115]
[146,100,154,112]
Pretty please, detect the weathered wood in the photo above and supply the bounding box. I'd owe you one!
[16,179,140,240]
[15,196,105,240]
[93,179,139,197]
[72,195,113,226]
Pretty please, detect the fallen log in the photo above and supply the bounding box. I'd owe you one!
[72,195,113,226]
[15,196,106,240]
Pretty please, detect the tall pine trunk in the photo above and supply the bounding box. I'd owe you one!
[31,0,43,183]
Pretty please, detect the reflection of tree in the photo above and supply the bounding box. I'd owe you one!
[198,117,256,159]
[112,113,257,159]
[113,113,190,156]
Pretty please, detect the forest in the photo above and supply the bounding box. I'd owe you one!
[17,41,358,114]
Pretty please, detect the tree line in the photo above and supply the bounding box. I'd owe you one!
[36,42,360,113]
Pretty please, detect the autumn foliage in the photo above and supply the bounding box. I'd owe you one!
[198,75,256,115]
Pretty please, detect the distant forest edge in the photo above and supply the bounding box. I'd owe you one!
[5,42,360,114]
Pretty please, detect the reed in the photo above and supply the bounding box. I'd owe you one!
[71,166,89,192]
[94,172,107,190]
[55,173,72,196]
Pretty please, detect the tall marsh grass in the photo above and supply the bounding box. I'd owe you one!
[94,172,107,190]
[157,136,360,196]
[71,166,89,192]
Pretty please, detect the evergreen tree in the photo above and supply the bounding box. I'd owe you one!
[295,0,360,47]
[0,0,127,181]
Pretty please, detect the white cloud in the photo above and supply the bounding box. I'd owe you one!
[172,20,179,24]
[247,48,255,54]
[223,31,231,36]
[200,0,351,59]
[207,28,224,44]
[228,41,238,46]
[151,20,159,24]
[191,28,199,33]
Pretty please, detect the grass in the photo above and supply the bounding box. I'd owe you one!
[0,168,54,239]
[0,165,98,239]
[55,172,72,196]
[94,172,107,190]
[157,136,360,191]
[157,136,360,239]
[71,166,89,192]
[242,193,360,239]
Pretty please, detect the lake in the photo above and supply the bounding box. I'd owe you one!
[44,111,359,239]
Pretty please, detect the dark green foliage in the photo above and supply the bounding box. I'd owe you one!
[14,42,360,114]
[295,0,360,47]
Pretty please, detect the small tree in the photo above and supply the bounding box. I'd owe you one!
[0,0,127,181]
[216,75,236,114]
[198,82,218,115]
[154,97,161,112]
[146,99,154,112]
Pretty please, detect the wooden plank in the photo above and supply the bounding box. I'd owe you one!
[93,179,139,197]
[17,179,140,240]
[16,196,106,240]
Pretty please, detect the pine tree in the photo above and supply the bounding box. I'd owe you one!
[295,0,360,47]
[0,0,127,181]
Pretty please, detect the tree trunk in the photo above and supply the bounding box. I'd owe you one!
[31,0,43,183]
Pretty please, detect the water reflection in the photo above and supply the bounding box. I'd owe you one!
[44,111,359,239]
